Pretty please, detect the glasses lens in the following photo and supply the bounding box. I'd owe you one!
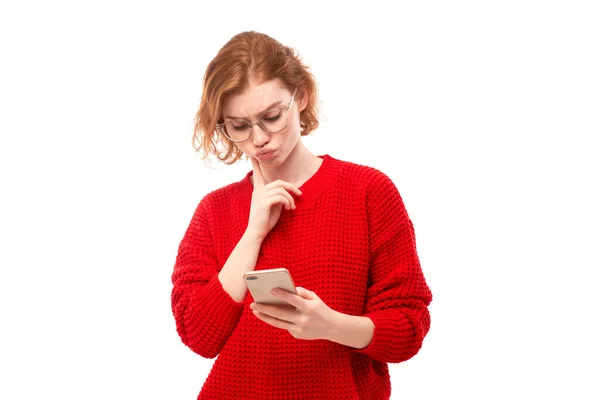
[223,121,252,142]
[221,108,288,142]
[260,107,288,133]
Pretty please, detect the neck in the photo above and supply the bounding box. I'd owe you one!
[256,141,323,188]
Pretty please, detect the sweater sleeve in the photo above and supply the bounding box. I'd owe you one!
[171,198,244,359]
[352,171,433,363]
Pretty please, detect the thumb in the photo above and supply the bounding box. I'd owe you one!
[295,286,316,299]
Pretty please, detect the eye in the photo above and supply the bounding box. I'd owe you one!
[262,109,283,122]
[231,121,250,131]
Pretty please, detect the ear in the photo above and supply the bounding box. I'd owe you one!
[297,86,309,113]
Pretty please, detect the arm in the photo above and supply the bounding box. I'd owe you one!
[218,232,264,302]
[171,199,260,358]
[328,312,375,350]
[347,171,433,363]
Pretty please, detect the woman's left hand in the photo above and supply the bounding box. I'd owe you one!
[250,286,338,341]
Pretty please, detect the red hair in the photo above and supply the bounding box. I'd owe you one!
[192,31,320,165]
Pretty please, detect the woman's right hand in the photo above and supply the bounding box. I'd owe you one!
[246,156,302,240]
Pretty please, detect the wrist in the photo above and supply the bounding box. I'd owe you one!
[326,309,344,342]
[242,229,265,244]
[326,311,375,349]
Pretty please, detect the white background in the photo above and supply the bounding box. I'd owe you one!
[1,1,598,399]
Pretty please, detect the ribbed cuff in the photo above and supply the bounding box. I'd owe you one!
[353,312,397,360]
[201,275,245,324]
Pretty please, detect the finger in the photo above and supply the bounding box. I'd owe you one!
[272,288,307,309]
[265,180,303,197]
[295,287,316,299]
[266,199,286,214]
[253,310,296,330]
[270,194,293,210]
[252,303,296,321]
[263,194,288,212]
[266,187,295,209]
[250,156,265,187]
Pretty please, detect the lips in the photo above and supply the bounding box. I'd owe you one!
[255,149,274,157]
[256,149,276,161]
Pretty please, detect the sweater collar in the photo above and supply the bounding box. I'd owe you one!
[241,154,340,209]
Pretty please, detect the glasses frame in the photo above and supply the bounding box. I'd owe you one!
[216,86,299,143]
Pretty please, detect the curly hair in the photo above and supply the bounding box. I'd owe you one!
[192,31,320,165]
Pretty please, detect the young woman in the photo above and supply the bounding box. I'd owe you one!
[171,31,432,400]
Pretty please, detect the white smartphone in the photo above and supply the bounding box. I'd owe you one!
[243,268,298,306]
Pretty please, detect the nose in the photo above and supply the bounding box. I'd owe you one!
[251,123,271,147]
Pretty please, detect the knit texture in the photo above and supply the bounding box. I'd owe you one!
[171,154,432,399]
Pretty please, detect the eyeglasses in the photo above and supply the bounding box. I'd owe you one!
[216,87,299,143]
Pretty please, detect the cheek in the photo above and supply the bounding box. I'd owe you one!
[285,115,300,134]
[235,143,251,156]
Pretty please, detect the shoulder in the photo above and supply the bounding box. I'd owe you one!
[331,156,407,218]
[192,173,249,218]
[331,155,398,192]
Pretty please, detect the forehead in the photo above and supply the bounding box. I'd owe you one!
[222,79,289,119]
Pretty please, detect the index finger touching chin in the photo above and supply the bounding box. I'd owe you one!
[250,156,264,186]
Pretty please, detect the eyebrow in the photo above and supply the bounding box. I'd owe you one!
[224,101,284,120]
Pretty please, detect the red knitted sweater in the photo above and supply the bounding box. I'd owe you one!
[171,154,432,399]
